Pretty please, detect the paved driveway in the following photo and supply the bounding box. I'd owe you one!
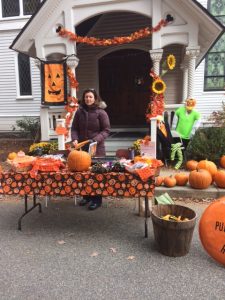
[0,197,224,300]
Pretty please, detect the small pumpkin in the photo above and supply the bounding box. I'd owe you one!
[155,176,164,186]
[67,150,91,172]
[163,175,176,188]
[220,155,225,169]
[189,169,212,189]
[174,173,189,186]
[7,152,17,160]
[186,160,198,171]
[197,160,217,178]
[214,170,225,188]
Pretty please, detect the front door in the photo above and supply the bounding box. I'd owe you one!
[99,49,152,127]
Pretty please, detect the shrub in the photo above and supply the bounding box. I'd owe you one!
[208,101,225,127]
[12,117,40,141]
[186,127,225,164]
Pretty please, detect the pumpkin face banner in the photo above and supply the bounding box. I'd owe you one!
[41,61,67,105]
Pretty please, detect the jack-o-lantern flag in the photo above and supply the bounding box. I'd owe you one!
[41,61,67,105]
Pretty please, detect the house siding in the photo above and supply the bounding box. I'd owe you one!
[0,30,41,131]
[0,0,224,131]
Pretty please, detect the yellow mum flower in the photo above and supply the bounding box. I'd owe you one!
[167,54,176,70]
[152,79,166,94]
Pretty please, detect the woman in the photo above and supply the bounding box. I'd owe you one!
[71,88,110,210]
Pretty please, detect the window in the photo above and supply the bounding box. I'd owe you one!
[204,0,225,91]
[18,53,32,96]
[1,0,41,18]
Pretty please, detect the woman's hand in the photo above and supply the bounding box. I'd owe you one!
[72,140,78,147]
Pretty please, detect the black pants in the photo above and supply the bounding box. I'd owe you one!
[83,195,102,204]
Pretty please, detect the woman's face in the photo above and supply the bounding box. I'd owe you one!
[84,92,95,106]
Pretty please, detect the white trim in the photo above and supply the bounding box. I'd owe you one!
[0,114,39,117]
[16,96,34,100]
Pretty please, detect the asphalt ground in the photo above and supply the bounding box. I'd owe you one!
[0,196,224,300]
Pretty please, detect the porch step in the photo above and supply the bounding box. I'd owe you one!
[105,129,148,156]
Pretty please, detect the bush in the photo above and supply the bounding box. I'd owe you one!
[186,127,225,164]
[12,117,40,141]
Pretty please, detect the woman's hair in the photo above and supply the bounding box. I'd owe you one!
[81,88,100,106]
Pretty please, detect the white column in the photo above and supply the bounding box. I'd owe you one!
[149,49,163,76]
[180,60,188,101]
[66,55,79,97]
[149,49,163,158]
[40,107,50,141]
[186,47,200,98]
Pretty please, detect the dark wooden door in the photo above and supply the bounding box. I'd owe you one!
[99,49,152,127]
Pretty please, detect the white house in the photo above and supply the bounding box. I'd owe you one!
[0,0,224,150]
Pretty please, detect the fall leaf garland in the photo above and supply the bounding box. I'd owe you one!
[57,19,168,46]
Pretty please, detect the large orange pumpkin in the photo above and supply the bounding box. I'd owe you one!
[199,197,225,266]
[163,176,176,187]
[214,170,225,188]
[189,169,212,189]
[197,160,217,178]
[67,150,91,172]
[220,155,225,168]
[186,160,198,171]
[174,173,189,186]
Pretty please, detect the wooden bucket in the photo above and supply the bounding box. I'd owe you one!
[151,205,197,257]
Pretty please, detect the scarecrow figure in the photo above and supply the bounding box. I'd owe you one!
[172,98,201,149]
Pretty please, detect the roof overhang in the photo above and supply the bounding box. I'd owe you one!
[10,0,224,66]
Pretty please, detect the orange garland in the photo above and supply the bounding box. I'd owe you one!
[64,68,79,139]
[58,19,168,46]
[146,70,165,121]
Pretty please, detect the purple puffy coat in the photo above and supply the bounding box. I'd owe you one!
[71,104,110,157]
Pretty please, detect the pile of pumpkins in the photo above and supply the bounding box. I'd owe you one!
[156,155,225,189]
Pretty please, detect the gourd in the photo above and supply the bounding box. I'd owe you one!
[197,160,217,178]
[214,170,225,188]
[155,176,164,186]
[189,169,212,189]
[163,175,176,187]
[67,150,91,172]
[186,160,198,171]
[220,155,225,168]
[174,173,189,186]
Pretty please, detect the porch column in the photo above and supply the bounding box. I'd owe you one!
[149,49,163,158]
[66,55,79,97]
[186,47,200,98]
[180,59,188,101]
[34,58,50,141]
[149,49,163,75]
[66,55,79,142]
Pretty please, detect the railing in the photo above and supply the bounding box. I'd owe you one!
[40,106,64,140]
[164,104,182,128]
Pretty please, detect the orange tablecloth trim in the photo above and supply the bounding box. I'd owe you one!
[0,171,155,198]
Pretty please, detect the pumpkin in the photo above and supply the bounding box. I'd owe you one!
[214,170,225,188]
[155,176,164,186]
[220,155,225,168]
[186,160,198,171]
[67,150,91,172]
[197,160,217,178]
[7,152,17,160]
[189,169,212,189]
[163,175,176,188]
[174,173,189,186]
[199,197,225,266]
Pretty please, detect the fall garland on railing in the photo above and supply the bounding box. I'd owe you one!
[63,67,79,138]
[146,70,165,121]
[56,16,173,46]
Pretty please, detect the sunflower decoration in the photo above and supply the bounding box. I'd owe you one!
[167,54,176,70]
[152,78,167,94]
